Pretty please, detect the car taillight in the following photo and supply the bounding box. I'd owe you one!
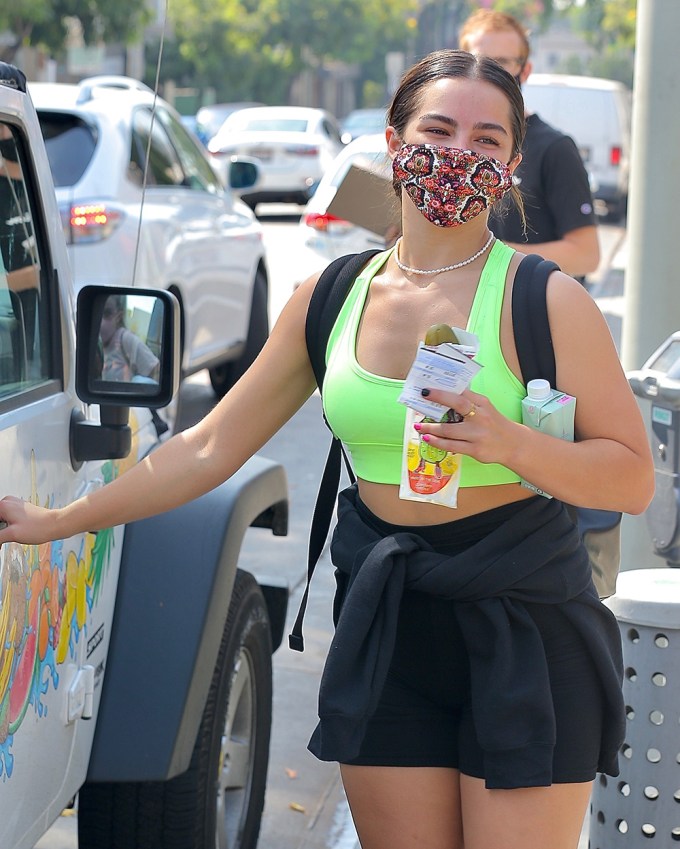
[61,203,124,244]
[287,146,320,157]
[610,146,622,166]
[303,212,351,232]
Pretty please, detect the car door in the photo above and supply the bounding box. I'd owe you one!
[0,113,123,849]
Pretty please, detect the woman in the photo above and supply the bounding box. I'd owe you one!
[99,294,160,383]
[0,51,653,849]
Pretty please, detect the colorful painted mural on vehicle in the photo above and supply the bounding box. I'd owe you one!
[0,451,125,780]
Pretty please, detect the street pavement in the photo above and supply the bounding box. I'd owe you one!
[35,218,626,849]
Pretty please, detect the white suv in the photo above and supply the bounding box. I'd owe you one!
[29,76,269,399]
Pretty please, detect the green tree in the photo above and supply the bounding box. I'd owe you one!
[565,0,636,85]
[167,0,293,103]
[0,0,150,63]
[479,0,553,29]
[164,0,416,106]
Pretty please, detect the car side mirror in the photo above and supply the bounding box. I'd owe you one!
[228,156,260,192]
[76,285,180,407]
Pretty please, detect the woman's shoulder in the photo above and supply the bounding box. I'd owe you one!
[295,249,390,309]
[543,266,614,363]
[508,250,592,307]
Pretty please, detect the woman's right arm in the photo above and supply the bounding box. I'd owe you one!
[0,275,322,545]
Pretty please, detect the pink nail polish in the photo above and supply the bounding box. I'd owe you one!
[414,422,422,431]
[422,434,430,443]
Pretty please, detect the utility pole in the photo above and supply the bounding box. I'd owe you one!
[620,0,680,572]
[621,0,680,371]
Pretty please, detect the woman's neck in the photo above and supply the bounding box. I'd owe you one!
[396,214,494,273]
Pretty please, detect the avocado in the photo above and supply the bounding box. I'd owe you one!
[424,323,459,346]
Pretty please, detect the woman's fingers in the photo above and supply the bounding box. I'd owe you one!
[414,389,517,466]
[420,388,482,421]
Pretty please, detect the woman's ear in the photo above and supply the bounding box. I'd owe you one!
[385,126,403,160]
[508,152,522,174]
[518,59,533,86]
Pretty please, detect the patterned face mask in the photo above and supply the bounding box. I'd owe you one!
[392,143,513,227]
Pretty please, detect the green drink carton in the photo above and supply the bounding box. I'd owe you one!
[521,379,576,498]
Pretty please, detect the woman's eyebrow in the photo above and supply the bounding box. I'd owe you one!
[418,112,457,127]
[417,113,508,136]
[474,121,508,135]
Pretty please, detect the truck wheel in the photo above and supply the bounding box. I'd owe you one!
[209,270,269,398]
[77,569,273,849]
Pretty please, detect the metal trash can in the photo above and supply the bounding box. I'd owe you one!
[589,569,680,846]
[628,331,680,566]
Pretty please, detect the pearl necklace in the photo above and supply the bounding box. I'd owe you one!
[394,232,495,276]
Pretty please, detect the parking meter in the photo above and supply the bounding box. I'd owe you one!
[628,331,680,564]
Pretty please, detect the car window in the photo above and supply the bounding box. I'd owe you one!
[230,117,309,133]
[130,108,185,187]
[156,107,221,193]
[36,111,97,188]
[0,123,55,399]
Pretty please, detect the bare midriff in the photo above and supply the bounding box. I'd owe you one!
[356,479,536,526]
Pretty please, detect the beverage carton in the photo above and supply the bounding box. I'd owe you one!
[521,379,576,497]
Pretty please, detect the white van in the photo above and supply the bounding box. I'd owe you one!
[522,73,632,219]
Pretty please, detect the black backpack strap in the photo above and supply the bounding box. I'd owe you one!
[511,253,559,387]
[289,249,381,652]
[305,249,382,390]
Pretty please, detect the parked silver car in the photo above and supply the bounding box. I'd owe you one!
[208,105,345,209]
[30,76,270,399]
[340,107,386,144]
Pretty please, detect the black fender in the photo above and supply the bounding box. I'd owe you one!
[85,455,288,783]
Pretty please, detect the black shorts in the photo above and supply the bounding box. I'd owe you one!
[339,497,604,784]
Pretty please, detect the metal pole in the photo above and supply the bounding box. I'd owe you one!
[621,0,680,371]
[620,0,680,572]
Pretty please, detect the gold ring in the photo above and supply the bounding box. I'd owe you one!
[463,404,477,418]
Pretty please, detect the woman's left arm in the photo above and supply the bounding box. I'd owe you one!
[417,273,655,514]
[534,272,655,511]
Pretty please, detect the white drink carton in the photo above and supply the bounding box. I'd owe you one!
[521,379,576,498]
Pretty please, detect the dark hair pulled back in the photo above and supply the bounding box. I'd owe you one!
[388,49,525,160]
[387,50,526,218]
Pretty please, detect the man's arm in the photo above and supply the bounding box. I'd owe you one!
[7,264,39,293]
[503,224,600,278]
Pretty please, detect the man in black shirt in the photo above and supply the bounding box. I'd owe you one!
[0,125,36,290]
[0,124,40,358]
[459,10,600,280]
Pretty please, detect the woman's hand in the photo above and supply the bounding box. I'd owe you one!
[416,387,521,466]
[0,497,59,546]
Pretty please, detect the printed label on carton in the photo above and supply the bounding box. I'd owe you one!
[521,390,576,497]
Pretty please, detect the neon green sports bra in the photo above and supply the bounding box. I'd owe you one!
[322,240,526,487]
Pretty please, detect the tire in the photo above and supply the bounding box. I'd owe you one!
[78,570,274,849]
[209,269,269,398]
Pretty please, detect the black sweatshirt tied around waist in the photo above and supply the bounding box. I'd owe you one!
[308,487,624,789]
